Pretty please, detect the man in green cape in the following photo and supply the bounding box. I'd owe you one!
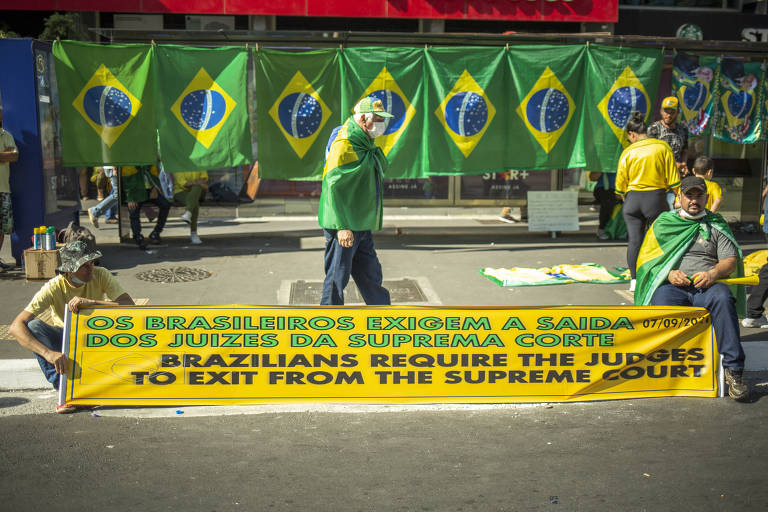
[635,176,748,400]
[318,98,394,305]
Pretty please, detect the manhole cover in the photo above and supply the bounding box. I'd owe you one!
[135,266,212,283]
[289,278,428,305]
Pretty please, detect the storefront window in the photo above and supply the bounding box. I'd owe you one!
[383,177,449,200]
[460,170,552,200]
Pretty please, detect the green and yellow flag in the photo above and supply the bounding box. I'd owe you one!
[507,45,587,170]
[341,47,423,179]
[52,40,156,165]
[712,58,764,144]
[154,45,252,173]
[255,49,341,180]
[634,211,745,317]
[672,52,718,136]
[582,45,663,173]
[425,47,506,176]
[318,117,386,231]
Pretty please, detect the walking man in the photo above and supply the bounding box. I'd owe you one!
[318,97,394,305]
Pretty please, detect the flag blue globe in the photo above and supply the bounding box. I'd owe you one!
[83,86,132,127]
[682,82,707,111]
[526,88,569,133]
[180,89,227,131]
[445,92,488,137]
[727,91,753,119]
[607,86,647,129]
[278,92,323,139]
[367,90,405,134]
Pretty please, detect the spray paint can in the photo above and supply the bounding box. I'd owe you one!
[45,226,56,250]
[33,227,42,249]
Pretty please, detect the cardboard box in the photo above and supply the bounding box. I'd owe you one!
[24,249,59,280]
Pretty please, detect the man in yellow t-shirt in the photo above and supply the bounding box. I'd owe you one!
[9,241,134,412]
[692,156,723,213]
[173,170,208,245]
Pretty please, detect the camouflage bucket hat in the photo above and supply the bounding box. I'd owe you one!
[57,240,102,273]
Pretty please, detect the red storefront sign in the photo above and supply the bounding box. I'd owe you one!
[10,0,617,23]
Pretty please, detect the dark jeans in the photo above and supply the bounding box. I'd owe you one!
[128,195,171,241]
[746,262,768,319]
[27,318,64,390]
[623,189,668,278]
[651,283,745,370]
[321,229,390,306]
[593,187,617,230]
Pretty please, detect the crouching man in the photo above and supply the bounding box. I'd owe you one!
[634,176,748,401]
[9,241,134,412]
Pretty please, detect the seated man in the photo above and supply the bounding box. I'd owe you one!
[121,164,171,250]
[634,176,748,401]
[9,241,134,413]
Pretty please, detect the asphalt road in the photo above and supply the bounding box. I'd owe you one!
[1,214,768,510]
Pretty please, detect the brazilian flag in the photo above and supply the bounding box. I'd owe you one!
[154,45,252,173]
[255,48,341,180]
[507,45,587,170]
[582,45,663,173]
[634,211,745,317]
[52,40,156,165]
[340,47,423,179]
[712,58,764,144]
[425,47,506,176]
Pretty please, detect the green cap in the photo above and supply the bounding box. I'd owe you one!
[353,97,394,118]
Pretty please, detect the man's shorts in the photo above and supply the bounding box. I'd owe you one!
[0,192,13,235]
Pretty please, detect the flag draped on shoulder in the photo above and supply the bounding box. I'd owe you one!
[155,45,252,173]
[318,117,386,231]
[634,211,745,316]
[52,40,156,166]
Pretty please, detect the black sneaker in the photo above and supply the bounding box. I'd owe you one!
[148,231,162,245]
[135,235,148,251]
[724,368,749,401]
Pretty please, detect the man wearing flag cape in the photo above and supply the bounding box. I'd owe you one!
[318,98,394,305]
[635,176,748,400]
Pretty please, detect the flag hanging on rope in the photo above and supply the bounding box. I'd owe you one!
[507,45,587,170]
[582,45,663,174]
[340,47,423,179]
[255,49,340,180]
[712,58,764,144]
[425,47,506,175]
[52,40,157,165]
[155,45,252,173]
[672,52,718,136]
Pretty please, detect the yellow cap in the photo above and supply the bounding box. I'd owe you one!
[661,96,679,109]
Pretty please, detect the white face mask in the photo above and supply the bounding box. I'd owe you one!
[367,120,387,139]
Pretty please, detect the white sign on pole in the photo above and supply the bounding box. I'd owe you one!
[527,191,579,233]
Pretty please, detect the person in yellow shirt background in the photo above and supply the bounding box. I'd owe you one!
[173,170,209,245]
[615,111,681,292]
[692,156,723,214]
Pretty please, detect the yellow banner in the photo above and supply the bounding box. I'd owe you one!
[62,305,718,405]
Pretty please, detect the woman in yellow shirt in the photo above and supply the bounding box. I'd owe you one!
[615,111,681,291]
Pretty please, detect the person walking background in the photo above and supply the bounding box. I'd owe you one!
[615,111,680,292]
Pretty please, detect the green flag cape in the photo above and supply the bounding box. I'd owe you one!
[52,40,156,165]
[634,210,745,317]
[318,117,387,231]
